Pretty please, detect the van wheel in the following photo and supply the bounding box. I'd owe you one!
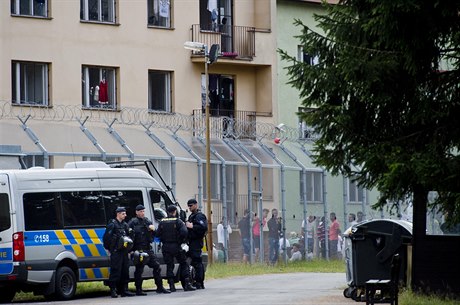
[55,266,77,300]
[0,288,16,303]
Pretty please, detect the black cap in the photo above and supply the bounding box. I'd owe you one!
[187,198,198,206]
[115,207,126,213]
[136,204,145,211]
[167,205,177,213]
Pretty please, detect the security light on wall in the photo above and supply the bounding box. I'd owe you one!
[183,41,206,51]
[276,123,286,132]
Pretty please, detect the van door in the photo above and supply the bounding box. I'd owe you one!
[0,174,14,275]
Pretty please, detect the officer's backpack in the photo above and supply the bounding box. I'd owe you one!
[103,220,116,250]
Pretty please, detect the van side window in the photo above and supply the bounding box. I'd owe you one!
[0,194,11,232]
[101,190,143,221]
[61,191,106,228]
[23,192,62,230]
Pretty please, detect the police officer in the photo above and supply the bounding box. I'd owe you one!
[156,205,195,292]
[185,198,208,289]
[104,207,135,298]
[128,204,170,295]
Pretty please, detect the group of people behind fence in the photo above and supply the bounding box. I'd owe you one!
[230,209,365,264]
[301,211,365,260]
[103,199,207,298]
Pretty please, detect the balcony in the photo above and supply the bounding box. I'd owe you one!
[190,24,255,60]
[192,109,256,139]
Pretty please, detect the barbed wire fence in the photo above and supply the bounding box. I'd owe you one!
[0,101,316,142]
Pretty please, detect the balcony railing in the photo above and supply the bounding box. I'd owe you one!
[192,109,256,139]
[191,24,255,60]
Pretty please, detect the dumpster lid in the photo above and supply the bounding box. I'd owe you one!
[352,219,412,237]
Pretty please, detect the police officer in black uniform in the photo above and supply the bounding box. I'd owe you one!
[185,198,208,289]
[156,205,195,292]
[104,207,135,298]
[128,204,170,295]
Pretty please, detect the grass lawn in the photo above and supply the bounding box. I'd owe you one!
[11,260,458,304]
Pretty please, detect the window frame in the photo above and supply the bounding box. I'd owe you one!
[147,0,172,28]
[80,0,116,23]
[11,0,49,17]
[148,70,172,112]
[22,189,145,230]
[81,65,117,110]
[347,177,364,204]
[12,61,50,106]
[303,171,323,204]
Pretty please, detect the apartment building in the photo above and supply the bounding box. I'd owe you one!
[1,0,390,262]
[0,0,283,226]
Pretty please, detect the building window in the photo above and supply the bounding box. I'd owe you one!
[11,0,48,17]
[81,66,117,109]
[303,171,322,203]
[348,177,364,204]
[80,0,116,23]
[199,0,232,32]
[148,70,172,112]
[298,45,319,65]
[147,0,171,28]
[12,61,49,106]
[23,155,45,168]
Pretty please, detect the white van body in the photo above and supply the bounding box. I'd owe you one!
[0,165,178,301]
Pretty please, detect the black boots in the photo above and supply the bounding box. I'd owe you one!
[121,290,135,297]
[110,287,118,298]
[168,280,176,292]
[183,278,196,292]
[155,280,171,294]
[156,285,171,294]
[195,282,205,289]
[136,288,147,296]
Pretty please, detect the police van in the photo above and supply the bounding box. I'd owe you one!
[0,161,187,302]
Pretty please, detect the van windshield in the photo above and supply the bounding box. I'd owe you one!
[0,193,11,232]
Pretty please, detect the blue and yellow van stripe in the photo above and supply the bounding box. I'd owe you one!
[24,229,110,280]
[79,267,110,280]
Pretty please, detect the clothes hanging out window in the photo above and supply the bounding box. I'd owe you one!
[81,66,117,109]
[147,0,172,28]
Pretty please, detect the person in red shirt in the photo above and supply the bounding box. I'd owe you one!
[328,212,341,259]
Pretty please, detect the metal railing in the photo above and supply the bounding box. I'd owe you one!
[190,24,255,60]
[192,109,256,139]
